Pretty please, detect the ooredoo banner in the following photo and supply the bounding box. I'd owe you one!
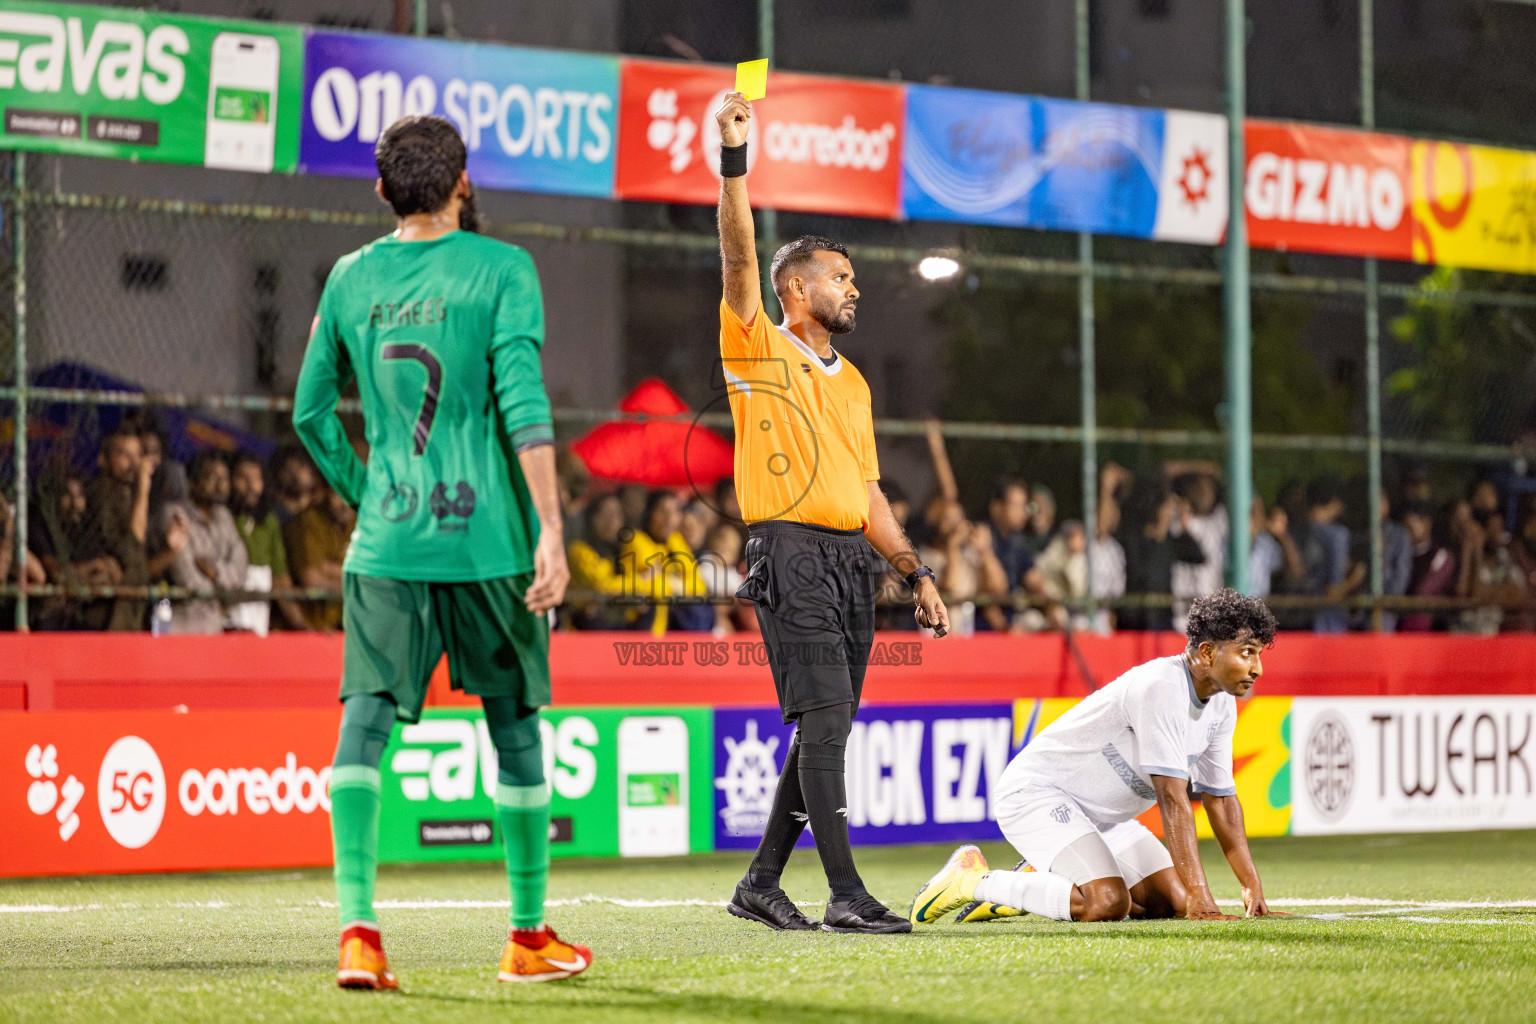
[301,31,618,197]
[1244,121,1411,261]
[1,710,334,877]
[0,1,304,172]
[1290,696,1536,835]
[1410,141,1536,275]
[615,58,904,220]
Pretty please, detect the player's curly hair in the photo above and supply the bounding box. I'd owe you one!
[375,115,466,217]
[1185,588,1278,649]
[770,235,850,296]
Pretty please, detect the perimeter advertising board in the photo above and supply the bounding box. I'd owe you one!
[0,1,304,171]
[1290,697,1536,835]
[900,84,1228,244]
[1411,141,1536,275]
[0,710,335,877]
[376,707,715,863]
[615,58,904,220]
[1244,121,1412,260]
[300,31,617,197]
[714,703,1015,850]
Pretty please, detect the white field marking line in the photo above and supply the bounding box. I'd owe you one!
[1220,898,1536,910]
[5,897,1535,915]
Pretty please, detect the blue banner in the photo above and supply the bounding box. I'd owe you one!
[300,31,617,197]
[714,703,1016,850]
[900,84,1166,236]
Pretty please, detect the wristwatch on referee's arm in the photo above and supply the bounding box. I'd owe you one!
[905,565,945,637]
[904,565,936,592]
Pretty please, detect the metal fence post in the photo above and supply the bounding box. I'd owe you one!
[1361,0,1384,629]
[758,0,779,322]
[1077,0,1098,623]
[1224,0,1253,594]
[11,151,27,630]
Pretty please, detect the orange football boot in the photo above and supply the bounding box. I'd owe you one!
[337,922,399,990]
[497,926,593,983]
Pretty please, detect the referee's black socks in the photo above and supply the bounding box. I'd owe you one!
[797,703,866,901]
[745,731,807,891]
[798,745,865,901]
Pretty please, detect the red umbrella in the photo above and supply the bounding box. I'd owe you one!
[571,378,735,488]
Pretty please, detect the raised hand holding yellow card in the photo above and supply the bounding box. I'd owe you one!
[735,59,768,101]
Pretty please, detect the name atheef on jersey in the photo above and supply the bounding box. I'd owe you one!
[368,296,448,328]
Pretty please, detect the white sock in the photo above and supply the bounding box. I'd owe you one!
[973,869,1074,921]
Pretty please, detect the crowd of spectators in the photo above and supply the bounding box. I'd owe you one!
[6,411,1536,636]
[3,414,356,634]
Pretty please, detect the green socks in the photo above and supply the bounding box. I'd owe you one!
[497,782,550,930]
[329,765,382,926]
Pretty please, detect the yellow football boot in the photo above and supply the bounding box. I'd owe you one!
[909,844,990,924]
[336,922,399,991]
[954,900,1025,923]
[955,859,1031,922]
[497,926,593,983]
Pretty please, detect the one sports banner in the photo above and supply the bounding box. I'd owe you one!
[900,84,1228,244]
[1410,140,1536,275]
[713,703,1015,850]
[1289,696,1536,836]
[1244,120,1412,261]
[0,710,335,878]
[0,2,304,172]
[615,58,904,220]
[301,31,618,198]
[376,707,715,863]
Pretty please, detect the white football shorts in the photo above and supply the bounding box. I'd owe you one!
[994,783,1174,888]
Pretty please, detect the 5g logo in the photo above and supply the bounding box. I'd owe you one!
[96,736,167,849]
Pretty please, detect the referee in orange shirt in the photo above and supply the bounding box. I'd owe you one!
[714,92,950,934]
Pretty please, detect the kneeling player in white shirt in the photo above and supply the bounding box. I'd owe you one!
[910,589,1282,924]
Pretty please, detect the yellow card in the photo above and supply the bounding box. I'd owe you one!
[735,59,768,101]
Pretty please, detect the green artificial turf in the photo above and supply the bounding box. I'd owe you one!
[2,832,1534,1023]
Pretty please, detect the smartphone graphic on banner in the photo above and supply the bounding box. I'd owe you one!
[617,716,690,857]
[205,33,280,171]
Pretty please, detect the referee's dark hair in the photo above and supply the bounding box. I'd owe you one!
[770,235,849,297]
[375,115,467,217]
[1185,588,1278,649]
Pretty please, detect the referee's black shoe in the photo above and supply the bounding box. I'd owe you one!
[822,892,913,934]
[727,881,820,931]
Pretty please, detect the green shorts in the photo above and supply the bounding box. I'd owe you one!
[340,572,550,722]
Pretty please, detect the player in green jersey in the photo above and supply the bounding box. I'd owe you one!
[294,115,590,989]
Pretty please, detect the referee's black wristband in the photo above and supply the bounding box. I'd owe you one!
[720,142,748,178]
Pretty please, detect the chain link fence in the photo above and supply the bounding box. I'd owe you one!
[7,142,1536,635]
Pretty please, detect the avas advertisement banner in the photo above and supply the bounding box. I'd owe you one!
[1244,121,1412,261]
[0,2,303,172]
[615,58,904,220]
[0,710,334,878]
[1411,140,1536,275]
[1290,696,1536,835]
[300,31,617,197]
[900,84,1229,244]
[377,707,714,863]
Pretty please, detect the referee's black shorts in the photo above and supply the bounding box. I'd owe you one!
[735,520,877,724]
